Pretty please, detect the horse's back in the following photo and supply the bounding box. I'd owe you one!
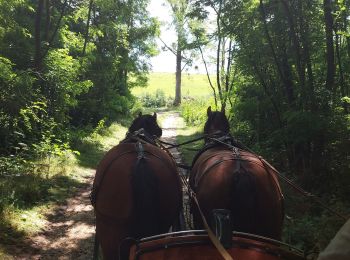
[190,146,284,239]
[93,141,183,259]
[93,142,182,220]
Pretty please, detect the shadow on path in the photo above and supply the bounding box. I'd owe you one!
[1,172,96,259]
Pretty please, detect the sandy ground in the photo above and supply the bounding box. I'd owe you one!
[6,111,188,259]
[159,112,192,230]
[9,173,96,260]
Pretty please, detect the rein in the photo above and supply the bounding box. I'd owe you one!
[157,131,347,221]
[176,159,234,260]
[155,135,234,260]
[157,134,208,149]
[91,129,166,207]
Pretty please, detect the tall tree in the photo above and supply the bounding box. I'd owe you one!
[193,0,239,110]
[323,0,335,95]
[164,0,198,105]
[34,0,44,70]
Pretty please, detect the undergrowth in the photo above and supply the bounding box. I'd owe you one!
[0,117,130,252]
[177,100,349,257]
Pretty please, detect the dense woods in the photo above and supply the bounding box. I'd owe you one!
[183,0,350,252]
[0,0,158,155]
[1,0,349,257]
[203,0,350,196]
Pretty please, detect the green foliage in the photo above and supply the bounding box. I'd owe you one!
[190,0,350,252]
[180,98,213,126]
[44,48,92,107]
[283,111,324,144]
[139,89,170,107]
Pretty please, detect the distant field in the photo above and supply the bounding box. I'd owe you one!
[131,72,214,98]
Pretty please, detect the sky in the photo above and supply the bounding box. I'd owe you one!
[147,0,213,74]
[147,0,175,73]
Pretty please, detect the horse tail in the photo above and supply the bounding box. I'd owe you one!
[131,142,160,238]
[230,164,257,234]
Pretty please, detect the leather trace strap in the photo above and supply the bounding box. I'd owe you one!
[259,158,348,221]
[191,192,234,260]
[162,136,234,260]
[176,165,233,260]
[209,135,348,221]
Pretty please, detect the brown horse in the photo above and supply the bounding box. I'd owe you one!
[190,106,284,240]
[91,112,183,259]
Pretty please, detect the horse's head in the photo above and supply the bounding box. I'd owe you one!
[204,106,230,137]
[129,112,162,138]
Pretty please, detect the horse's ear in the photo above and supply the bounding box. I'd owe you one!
[153,112,157,119]
[207,106,212,116]
[138,112,142,117]
[221,106,225,113]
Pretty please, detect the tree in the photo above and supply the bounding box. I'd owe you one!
[164,0,200,105]
[70,0,159,124]
[192,0,238,111]
[192,0,350,195]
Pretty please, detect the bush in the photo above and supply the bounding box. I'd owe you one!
[180,99,212,126]
[139,89,169,107]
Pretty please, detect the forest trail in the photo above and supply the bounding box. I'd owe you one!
[7,111,186,259]
[9,172,96,260]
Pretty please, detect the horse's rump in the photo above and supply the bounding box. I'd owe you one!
[190,146,284,239]
[92,142,182,221]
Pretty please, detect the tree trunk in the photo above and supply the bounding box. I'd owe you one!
[83,0,94,56]
[335,27,348,112]
[174,48,182,106]
[281,0,305,94]
[259,0,294,107]
[40,0,67,62]
[343,0,350,98]
[299,0,315,110]
[44,0,51,42]
[323,0,335,94]
[216,1,223,109]
[34,0,44,70]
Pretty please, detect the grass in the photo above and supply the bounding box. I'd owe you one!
[176,125,204,166]
[0,119,131,257]
[131,72,214,99]
[75,121,129,168]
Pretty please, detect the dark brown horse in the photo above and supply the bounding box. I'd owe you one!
[91,113,183,259]
[190,106,284,240]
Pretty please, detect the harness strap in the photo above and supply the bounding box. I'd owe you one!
[194,157,263,189]
[90,150,136,206]
[91,130,175,207]
[135,141,145,160]
[178,168,234,260]
[157,136,233,260]
[207,135,348,221]
[191,192,234,260]
[259,158,348,221]
[157,134,208,149]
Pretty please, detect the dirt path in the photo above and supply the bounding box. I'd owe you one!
[159,111,192,230]
[7,111,187,259]
[10,172,96,260]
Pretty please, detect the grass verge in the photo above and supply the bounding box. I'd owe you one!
[0,119,130,257]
